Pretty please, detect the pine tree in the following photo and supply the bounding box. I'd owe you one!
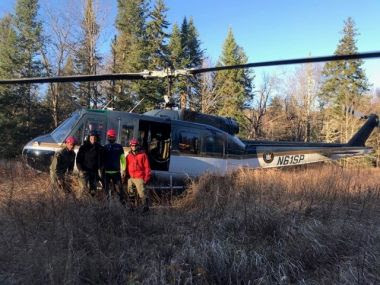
[320,18,369,143]
[213,28,254,136]
[0,15,23,157]
[184,18,203,110]
[168,23,182,68]
[167,23,183,104]
[13,0,44,139]
[114,0,149,111]
[144,0,170,109]
[186,18,203,68]
[146,0,169,69]
[168,17,203,108]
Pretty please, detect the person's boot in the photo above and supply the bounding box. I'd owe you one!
[142,198,150,213]
[126,192,136,211]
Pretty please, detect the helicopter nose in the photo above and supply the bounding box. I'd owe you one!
[22,145,55,172]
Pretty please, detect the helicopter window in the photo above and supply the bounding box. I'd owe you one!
[138,129,147,148]
[84,119,106,144]
[202,132,224,157]
[178,131,200,155]
[72,123,84,145]
[227,136,246,156]
[121,125,134,146]
[51,112,80,143]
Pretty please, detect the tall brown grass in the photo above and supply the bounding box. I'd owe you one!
[0,160,379,284]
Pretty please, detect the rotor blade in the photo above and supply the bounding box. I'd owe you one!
[188,51,380,75]
[0,72,151,84]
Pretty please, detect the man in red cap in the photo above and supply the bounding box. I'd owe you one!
[50,136,77,193]
[125,138,151,212]
[103,129,126,203]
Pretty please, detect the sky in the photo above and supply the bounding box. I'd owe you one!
[1,0,380,89]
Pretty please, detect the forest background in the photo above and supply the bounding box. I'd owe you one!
[0,0,379,166]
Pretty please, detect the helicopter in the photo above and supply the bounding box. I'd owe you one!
[1,52,379,190]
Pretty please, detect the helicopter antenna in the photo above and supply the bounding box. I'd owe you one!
[102,98,114,110]
[129,98,144,113]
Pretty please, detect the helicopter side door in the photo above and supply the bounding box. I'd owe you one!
[137,119,171,171]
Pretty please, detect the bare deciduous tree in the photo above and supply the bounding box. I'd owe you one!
[245,73,277,139]
[40,0,77,127]
[200,58,219,114]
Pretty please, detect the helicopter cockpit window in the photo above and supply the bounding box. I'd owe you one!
[51,112,80,143]
[178,131,200,155]
[121,125,134,146]
[72,123,84,145]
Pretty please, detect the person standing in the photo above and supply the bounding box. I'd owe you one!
[103,129,126,203]
[50,136,77,193]
[125,138,151,212]
[76,130,103,196]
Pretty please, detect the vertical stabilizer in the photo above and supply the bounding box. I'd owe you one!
[347,114,379,146]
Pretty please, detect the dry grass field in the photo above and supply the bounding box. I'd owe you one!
[0,160,379,284]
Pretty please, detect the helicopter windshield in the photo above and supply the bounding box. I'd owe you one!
[51,112,81,143]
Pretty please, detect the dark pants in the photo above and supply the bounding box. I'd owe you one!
[51,174,72,193]
[79,171,98,195]
[104,172,125,202]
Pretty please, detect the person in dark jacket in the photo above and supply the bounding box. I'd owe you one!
[76,130,103,196]
[103,129,126,203]
[125,138,151,211]
[50,136,77,193]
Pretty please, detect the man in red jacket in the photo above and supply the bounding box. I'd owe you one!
[125,138,151,211]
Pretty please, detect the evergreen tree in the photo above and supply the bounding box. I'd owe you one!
[146,0,169,69]
[13,0,44,139]
[114,0,149,111]
[168,17,203,109]
[180,17,189,67]
[75,0,101,108]
[0,15,23,157]
[145,0,170,109]
[168,23,182,68]
[167,22,183,104]
[186,18,203,68]
[319,18,369,143]
[213,28,254,136]
[184,18,203,110]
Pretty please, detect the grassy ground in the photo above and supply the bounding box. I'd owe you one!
[0,160,379,284]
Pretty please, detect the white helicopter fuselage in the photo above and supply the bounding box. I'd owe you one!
[22,109,377,189]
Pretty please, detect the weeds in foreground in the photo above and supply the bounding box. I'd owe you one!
[0,160,379,284]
